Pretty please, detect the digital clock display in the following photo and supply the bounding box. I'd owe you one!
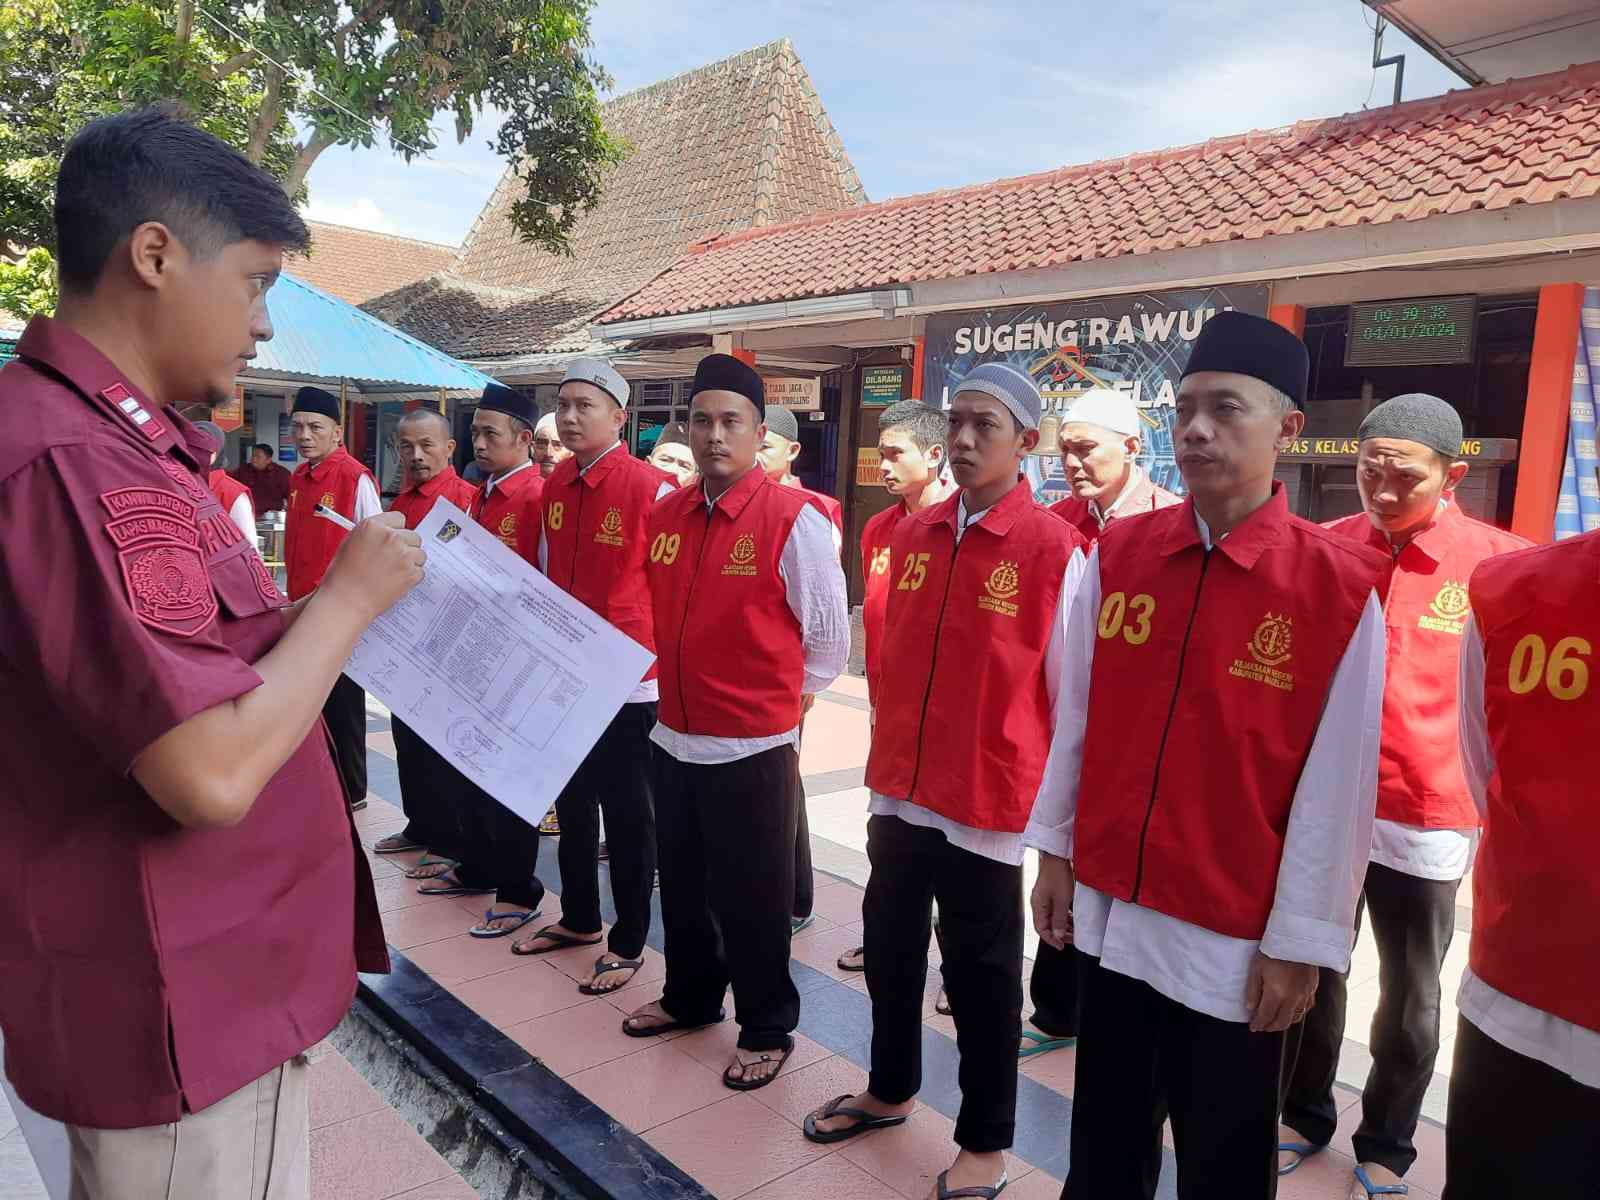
[1345,295,1477,367]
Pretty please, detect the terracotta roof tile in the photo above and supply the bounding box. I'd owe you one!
[600,63,1600,324]
[286,222,456,304]
[366,39,862,360]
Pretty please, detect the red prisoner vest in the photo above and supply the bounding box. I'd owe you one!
[859,500,911,705]
[390,466,476,531]
[646,467,810,739]
[531,445,665,680]
[285,446,374,601]
[1074,488,1385,940]
[1325,501,1530,829]
[1467,530,1600,1033]
[866,483,1087,833]
[469,463,543,555]
[208,468,250,518]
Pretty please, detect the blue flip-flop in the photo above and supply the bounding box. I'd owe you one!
[1018,1029,1076,1059]
[1277,1140,1324,1176]
[469,908,540,938]
[1353,1166,1409,1195]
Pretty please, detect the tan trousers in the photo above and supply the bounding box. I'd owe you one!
[67,1055,310,1200]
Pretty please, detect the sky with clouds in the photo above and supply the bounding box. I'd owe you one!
[300,0,1466,247]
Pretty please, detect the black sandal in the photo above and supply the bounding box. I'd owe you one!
[936,1169,1008,1198]
[509,926,604,956]
[722,1036,793,1091]
[579,954,644,995]
[802,1093,910,1144]
[620,1006,726,1038]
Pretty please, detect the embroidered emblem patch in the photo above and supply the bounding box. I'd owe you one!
[247,551,286,607]
[594,506,625,548]
[722,532,758,576]
[1229,612,1296,692]
[1419,580,1469,635]
[101,489,216,637]
[153,456,212,506]
[978,560,1021,617]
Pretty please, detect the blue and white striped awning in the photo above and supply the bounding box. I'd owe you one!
[249,273,495,393]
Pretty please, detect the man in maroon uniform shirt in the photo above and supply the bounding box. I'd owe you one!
[0,106,422,1199]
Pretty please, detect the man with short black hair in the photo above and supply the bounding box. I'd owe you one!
[233,441,292,513]
[624,354,849,1093]
[0,104,421,1200]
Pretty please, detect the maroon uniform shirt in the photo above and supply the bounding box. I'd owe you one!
[0,317,387,1130]
[232,459,293,513]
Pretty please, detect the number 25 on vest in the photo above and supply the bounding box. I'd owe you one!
[897,551,930,591]
[1098,591,1155,645]
[1508,633,1590,700]
[650,532,681,565]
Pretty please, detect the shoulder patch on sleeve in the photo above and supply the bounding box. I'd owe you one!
[100,488,217,637]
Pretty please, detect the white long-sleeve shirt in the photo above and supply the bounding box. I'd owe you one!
[1023,523,1387,1024]
[227,490,258,553]
[870,495,1088,865]
[650,501,849,765]
[352,473,383,522]
[1455,615,1600,1088]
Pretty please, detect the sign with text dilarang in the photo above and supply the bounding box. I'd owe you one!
[921,285,1269,502]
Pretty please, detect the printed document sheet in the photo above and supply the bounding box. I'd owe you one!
[345,500,655,824]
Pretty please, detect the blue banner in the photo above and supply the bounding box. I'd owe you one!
[1556,289,1600,539]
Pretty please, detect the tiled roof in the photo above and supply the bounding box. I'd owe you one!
[600,63,1600,323]
[368,39,865,360]
[287,221,457,305]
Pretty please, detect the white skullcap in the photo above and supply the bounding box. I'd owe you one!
[1061,388,1141,437]
[534,412,558,435]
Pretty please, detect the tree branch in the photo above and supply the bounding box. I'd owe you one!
[175,0,194,44]
[333,1,390,61]
[284,128,336,195]
[246,65,284,164]
[201,51,255,82]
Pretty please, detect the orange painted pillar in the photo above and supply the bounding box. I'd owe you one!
[910,337,926,400]
[1511,283,1583,543]
[1268,303,1307,338]
[732,348,756,367]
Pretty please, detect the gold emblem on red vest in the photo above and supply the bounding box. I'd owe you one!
[979,560,1021,617]
[1230,613,1296,692]
[1419,580,1469,635]
[723,532,758,576]
[320,492,336,509]
[594,506,625,548]
[497,512,518,547]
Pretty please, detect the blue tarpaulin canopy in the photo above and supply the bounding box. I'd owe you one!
[250,273,494,393]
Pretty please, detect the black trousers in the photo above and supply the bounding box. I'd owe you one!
[1064,959,1286,1200]
[391,717,466,856]
[1443,1016,1600,1200]
[1029,941,1084,1039]
[1282,861,1457,1176]
[863,815,1023,1152]
[554,702,657,959]
[452,776,546,912]
[792,779,814,920]
[323,674,369,806]
[655,745,800,1052]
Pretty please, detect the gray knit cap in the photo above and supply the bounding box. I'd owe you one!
[953,362,1042,430]
[764,406,800,442]
[1357,393,1463,459]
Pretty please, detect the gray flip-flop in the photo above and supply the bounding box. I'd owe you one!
[936,1169,1008,1198]
[802,1093,909,1144]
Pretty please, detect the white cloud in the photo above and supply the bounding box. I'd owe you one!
[299,195,402,234]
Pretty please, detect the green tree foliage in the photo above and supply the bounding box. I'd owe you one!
[0,247,59,318]
[1,0,619,269]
